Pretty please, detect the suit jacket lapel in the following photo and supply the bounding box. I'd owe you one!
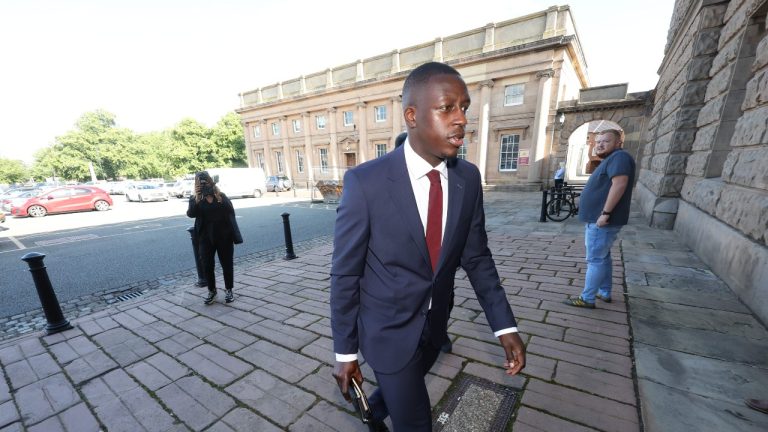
[386,148,432,271]
[439,163,465,271]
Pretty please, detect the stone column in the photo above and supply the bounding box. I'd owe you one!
[391,96,403,147]
[280,116,292,177]
[482,23,496,53]
[433,38,444,62]
[328,108,340,180]
[262,120,273,176]
[390,50,401,74]
[476,80,494,185]
[243,121,254,168]
[543,6,558,38]
[357,102,368,162]
[528,69,555,183]
[302,113,315,184]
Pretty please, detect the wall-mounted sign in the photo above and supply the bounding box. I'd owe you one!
[518,150,530,165]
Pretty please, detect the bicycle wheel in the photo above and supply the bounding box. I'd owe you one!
[545,197,574,222]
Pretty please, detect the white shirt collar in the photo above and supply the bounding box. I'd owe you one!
[403,137,447,180]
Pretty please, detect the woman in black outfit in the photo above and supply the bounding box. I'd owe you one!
[187,171,243,304]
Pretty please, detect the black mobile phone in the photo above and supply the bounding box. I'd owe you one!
[349,378,372,424]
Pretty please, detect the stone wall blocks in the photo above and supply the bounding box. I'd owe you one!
[715,185,768,244]
[672,129,697,152]
[712,35,741,74]
[662,87,685,119]
[654,131,674,154]
[687,55,716,80]
[668,153,689,174]
[683,81,709,105]
[651,153,670,173]
[705,63,734,101]
[697,94,725,127]
[754,34,768,72]
[639,169,664,195]
[700,3,728,29]
[684,151,710,176]
[721,0,750,47]
[692,123,718,151]
[726,147,768,189]
[679,106,703,129]
[658,112,679,137]
[694,28,722,56]
[731,105,768,146]
[682,177,725,215]
[741,68,768,111]
[660,174,685,196]
[641,154,653,170]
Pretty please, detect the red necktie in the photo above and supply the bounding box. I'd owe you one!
[426,170,442,272]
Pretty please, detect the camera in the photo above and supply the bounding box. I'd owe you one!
[201,185,215,196]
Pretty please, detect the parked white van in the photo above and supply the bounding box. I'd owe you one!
[206,168,266,198]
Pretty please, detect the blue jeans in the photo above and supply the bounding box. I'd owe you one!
[580,223,621,303]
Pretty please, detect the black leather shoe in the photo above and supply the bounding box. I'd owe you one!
[367,419,389,432]
[440,340,453,353]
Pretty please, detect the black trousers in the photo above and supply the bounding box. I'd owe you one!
[199,236,234,291]
[369,318,441,431]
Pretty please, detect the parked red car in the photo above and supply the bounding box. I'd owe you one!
[10,186,113,217]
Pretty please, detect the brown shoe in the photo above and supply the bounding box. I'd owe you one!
[745,399,768,414]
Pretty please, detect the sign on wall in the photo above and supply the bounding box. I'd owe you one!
[518,150,530,165]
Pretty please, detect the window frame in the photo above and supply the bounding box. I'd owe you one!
[275,151,285,173]
[296,150,304,173]
[499,134,521,172]
[271,122,280,136]
[252,125,261,138]
[316,115,326,130]
[343,111,354,127]
[504,84,525,106]
[292,119,301,133]
[374,106,387,122]
[375,143,387,158]
[319,148,329,173]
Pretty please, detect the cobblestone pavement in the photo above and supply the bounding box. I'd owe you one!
[0,191,764,431]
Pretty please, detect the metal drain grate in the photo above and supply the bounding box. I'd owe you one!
[115,291,146,302]
[433,374,519,432]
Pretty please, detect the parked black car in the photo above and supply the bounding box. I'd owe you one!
[266,175,293,192]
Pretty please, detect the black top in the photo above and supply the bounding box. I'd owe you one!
[187,194,243,244]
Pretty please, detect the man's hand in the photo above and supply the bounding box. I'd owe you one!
[332,360,363,401]
[499,333,526,375]
[596,214,610,227]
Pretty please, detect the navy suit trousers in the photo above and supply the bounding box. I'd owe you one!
[369,317,441,431]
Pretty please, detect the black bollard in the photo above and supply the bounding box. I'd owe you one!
[539,189,549,222]
[281,212,297,260]
[186,227,207,287]
[21,252,73,335]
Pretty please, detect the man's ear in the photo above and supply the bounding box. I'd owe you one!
[404,106,417,128]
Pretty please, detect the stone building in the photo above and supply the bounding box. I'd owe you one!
[635,0,768,323]
[236,6,588,190]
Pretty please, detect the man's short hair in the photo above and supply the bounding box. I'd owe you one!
[402,62,462,106]
[597,129,623,142]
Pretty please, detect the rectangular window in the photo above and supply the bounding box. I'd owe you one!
[292,119,301,133]
[504,84,525,106]
[320,148,329,173]
[457,143,467,160]
[255,152,265,170]
[374,106,387,122]
[271,122,280,136]
[499,134,520,171]
[296,150,304,173]
[275,151,284,173]
[316,115,326,130]
[375,143,387,158]
[343,111,354,126]
[252,125,261,138]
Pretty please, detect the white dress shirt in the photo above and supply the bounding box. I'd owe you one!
[335,139,516,362]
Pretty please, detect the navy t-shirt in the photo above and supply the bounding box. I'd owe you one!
[578,149,635,226]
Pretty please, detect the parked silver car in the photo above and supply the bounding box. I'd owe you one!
[125,184,168,202]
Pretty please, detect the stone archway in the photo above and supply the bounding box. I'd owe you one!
[547,86,652,188]
[564,119,623,183]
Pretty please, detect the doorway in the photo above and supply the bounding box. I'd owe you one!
[345,153,357,168]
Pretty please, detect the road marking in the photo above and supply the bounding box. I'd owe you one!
[8,236,26,250]
[35,234,99,246]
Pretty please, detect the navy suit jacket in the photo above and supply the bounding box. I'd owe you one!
[330,145,517,374]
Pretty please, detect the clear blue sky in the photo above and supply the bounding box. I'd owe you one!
[0,0,675,164]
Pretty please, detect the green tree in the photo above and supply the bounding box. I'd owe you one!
[0,158,29,184]
[211,112,247,167]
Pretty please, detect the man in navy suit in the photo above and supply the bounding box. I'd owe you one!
[331,62,526,431]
